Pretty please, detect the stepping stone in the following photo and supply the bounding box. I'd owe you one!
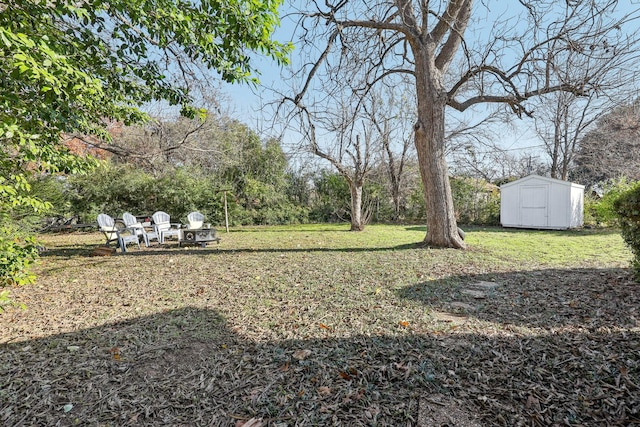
[469,281,499,290]
[449,301,475,311]
[459,281,500,299]
[461,289,487,299]
[432,311,468,324]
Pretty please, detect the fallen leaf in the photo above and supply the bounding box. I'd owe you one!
[293,349,312,360]
[526,395,540,411]
[399,321,409,327]
[317,386,331,396]
[110,346,121,360]
[319,323,330,330]
[236,419,263,427]
[339,371,353,380]
[620,365,628,377]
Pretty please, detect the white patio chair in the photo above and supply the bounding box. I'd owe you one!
[152,211,181,244]
[97,214,141,253]
[122,212,158,247]
[187,211,205,229]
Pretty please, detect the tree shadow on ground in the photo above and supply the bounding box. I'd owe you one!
[2,285,639,426]
[230,226,354,233]
[397,267,640,331]
[405,225,622,237]
[39,243,426,259]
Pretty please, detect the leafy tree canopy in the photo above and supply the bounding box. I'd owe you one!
[1,0,291,164]
[0,0,291,286]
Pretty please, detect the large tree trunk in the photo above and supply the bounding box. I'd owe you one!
[414,55,465,249]
[349,182,364,231]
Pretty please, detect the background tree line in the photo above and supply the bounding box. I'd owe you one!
[22,106,505,231]
[28,92,640,233]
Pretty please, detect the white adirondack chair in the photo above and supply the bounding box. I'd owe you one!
[122,212,158,247]
[152,211,181,244]
[97,214,140,253]
[187,211,205,229]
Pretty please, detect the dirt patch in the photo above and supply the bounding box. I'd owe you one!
[418,395,481,427]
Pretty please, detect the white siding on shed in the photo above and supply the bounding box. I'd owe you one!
[500,175,584,230]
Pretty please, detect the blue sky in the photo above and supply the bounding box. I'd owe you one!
[219,1,640,164]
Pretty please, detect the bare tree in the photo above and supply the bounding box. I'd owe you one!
[364,83,416,221]
[531,30,640,180]
[294,89,376,231]
[533,92,600,180]
[285,0,639,248]
[380,115,413,221]
[75,92,238,176]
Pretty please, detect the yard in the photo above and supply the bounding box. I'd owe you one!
[1,225,639,426]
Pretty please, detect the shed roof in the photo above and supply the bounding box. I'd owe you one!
[500,174,584,190]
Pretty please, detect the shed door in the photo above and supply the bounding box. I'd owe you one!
[520,185,548,227]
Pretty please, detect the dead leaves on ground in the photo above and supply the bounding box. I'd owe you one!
[3,232,639,425]
[235,418,262,427]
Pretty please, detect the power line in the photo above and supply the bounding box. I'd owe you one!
[460,144,547,155]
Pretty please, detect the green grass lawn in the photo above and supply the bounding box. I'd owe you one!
[1,224,638,426]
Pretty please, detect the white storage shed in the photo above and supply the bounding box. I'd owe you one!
[500,175,584,230]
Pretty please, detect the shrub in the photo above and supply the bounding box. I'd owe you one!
[405,183,427,221]
[450,177,500,226]
[585,177,636,227]
[66,163,156,222]
[310,172,350,223]
[0,227,39,288]
[0,173,52,291]
[65,163,307,227]
[613,180,640,280]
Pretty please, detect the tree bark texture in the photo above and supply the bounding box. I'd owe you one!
[413,63,465,248]
[349,182,364,231]
[407,0,469,249]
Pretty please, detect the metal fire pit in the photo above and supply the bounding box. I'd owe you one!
[179,228,221,247]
